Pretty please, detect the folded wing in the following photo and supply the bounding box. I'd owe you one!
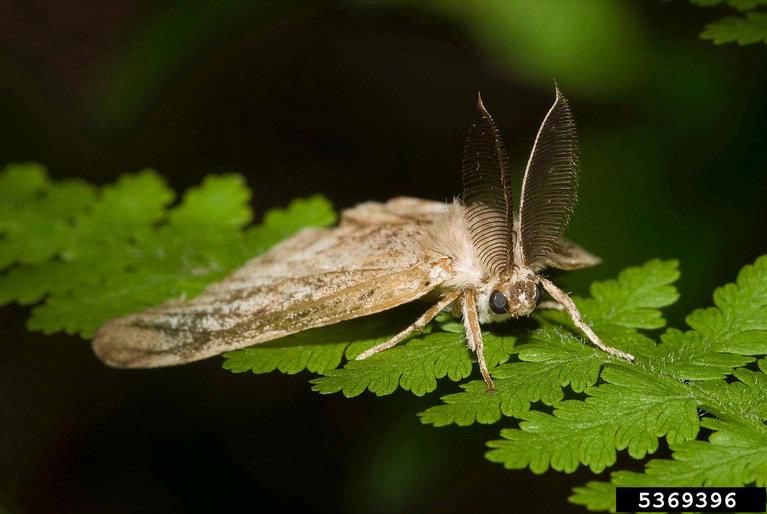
[93,199,453,368]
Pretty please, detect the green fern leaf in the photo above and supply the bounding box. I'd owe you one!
[569,480,616,513]
[651,256,767,380]
[570,257,767,511]
[487,256,767,480]
[488,258,767,472]
[573,418,767,511]
[310,331,516,397]
[0,164,96,269]
[0,163,336,338]
[719,365,767,420]
[419,330,605,426]
[486,366,699,473]
[686,256,767,353]
[222,317,393,375]
[577,258,680,330]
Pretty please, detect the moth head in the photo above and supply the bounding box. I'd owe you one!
[488,271,543,317]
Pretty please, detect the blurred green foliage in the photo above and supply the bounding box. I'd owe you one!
[89,1,306,128]
[691,0,767,44]
[388,0,651,98]
[703,11,767,43]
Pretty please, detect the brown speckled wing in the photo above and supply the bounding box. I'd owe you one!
[93,199,453,368]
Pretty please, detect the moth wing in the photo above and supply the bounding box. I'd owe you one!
[340,196,451,226]
[542,238,601,270]
[93,199,454,368]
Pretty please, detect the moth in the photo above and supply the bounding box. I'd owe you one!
[93,87,633,391]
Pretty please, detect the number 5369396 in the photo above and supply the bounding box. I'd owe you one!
[637,490,736,510]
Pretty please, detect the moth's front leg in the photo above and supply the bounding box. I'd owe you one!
[355,289,462,361]
[462,289,495,392]
[538,277,635,362]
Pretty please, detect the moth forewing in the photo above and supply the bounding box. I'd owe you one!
[92,199,458,368]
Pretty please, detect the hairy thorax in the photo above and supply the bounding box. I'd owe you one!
[423,202,541,324]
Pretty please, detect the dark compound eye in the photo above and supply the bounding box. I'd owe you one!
[489,290,508,314]
[533,284,544,306]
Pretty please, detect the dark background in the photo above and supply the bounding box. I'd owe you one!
[1,1,766,512]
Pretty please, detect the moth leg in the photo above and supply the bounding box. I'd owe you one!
[538,277,635,362]
[462,289,495,392]
[537,301,564,311]
[355,290,462,361]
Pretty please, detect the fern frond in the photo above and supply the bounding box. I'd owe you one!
[0,163,336,338]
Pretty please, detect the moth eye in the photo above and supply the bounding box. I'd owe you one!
[534,284,544,306]
[489,290,508,314]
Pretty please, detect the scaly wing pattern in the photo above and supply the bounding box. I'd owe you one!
[93,199,453,368]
